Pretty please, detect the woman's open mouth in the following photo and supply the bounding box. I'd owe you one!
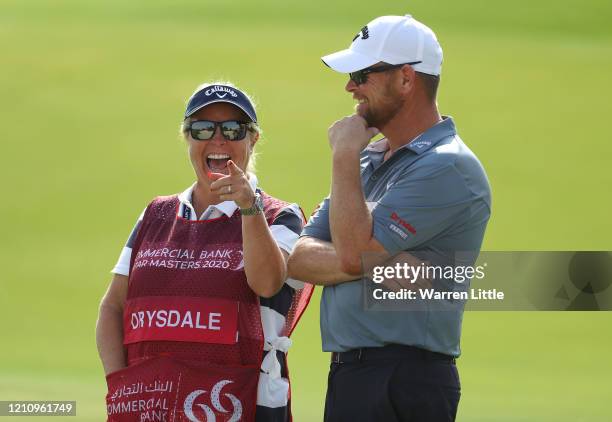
[206,153,231,174]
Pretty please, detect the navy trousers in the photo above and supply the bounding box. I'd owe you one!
[324,348,461,422]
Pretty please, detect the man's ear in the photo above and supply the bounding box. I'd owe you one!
[399,64,416,93]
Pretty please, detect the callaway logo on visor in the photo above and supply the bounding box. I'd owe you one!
[204,86,239,99]
[185,84,258,123]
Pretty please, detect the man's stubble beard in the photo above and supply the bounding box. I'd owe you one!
[363,81,405,129]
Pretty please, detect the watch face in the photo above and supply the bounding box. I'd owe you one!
[254,193,264,211]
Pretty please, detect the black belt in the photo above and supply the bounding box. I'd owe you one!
[331,344,456,364]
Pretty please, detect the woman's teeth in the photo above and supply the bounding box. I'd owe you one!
[206,153,231,171]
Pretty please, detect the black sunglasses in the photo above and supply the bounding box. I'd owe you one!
[184,120,253,141]
[349,61,423,85]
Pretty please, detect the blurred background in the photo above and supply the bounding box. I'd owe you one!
[1,0,611,420]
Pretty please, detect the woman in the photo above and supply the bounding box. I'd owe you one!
[96,82,313,422]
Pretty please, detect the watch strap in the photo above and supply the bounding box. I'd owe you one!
[240,192,263,215]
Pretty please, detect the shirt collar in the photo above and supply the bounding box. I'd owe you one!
[178,173,259,218]
[365,116,457,156]
[405,116,457,154]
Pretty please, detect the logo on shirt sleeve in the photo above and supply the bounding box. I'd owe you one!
[388,224,408,240]
[390,212,417,239]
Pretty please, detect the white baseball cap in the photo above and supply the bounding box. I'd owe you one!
[321,15,443,76]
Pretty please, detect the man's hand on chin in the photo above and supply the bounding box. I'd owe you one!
[328,114,379,157]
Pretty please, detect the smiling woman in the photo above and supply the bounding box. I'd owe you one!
[95,82,313,422]
[181,81,261,176]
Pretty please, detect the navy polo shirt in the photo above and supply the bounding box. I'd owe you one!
[302,117,491,356]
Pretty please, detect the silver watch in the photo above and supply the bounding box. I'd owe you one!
[240,192,264,215]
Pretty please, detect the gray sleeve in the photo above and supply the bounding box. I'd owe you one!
[301,196,332,241]
[371,163,472,254]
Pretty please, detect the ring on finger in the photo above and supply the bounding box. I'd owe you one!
[227,185,232,194]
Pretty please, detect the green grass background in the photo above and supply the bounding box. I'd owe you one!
[1,0,611,420]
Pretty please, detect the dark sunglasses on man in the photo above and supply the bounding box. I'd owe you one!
[349,61,422,85]
[184,120,256,141]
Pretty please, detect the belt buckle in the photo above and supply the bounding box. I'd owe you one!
[357,348,363,362]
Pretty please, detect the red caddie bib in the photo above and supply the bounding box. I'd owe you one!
[106,195,263,422]
[106,193,313,422]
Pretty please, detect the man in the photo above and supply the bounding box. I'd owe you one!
[287,15,491,422]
